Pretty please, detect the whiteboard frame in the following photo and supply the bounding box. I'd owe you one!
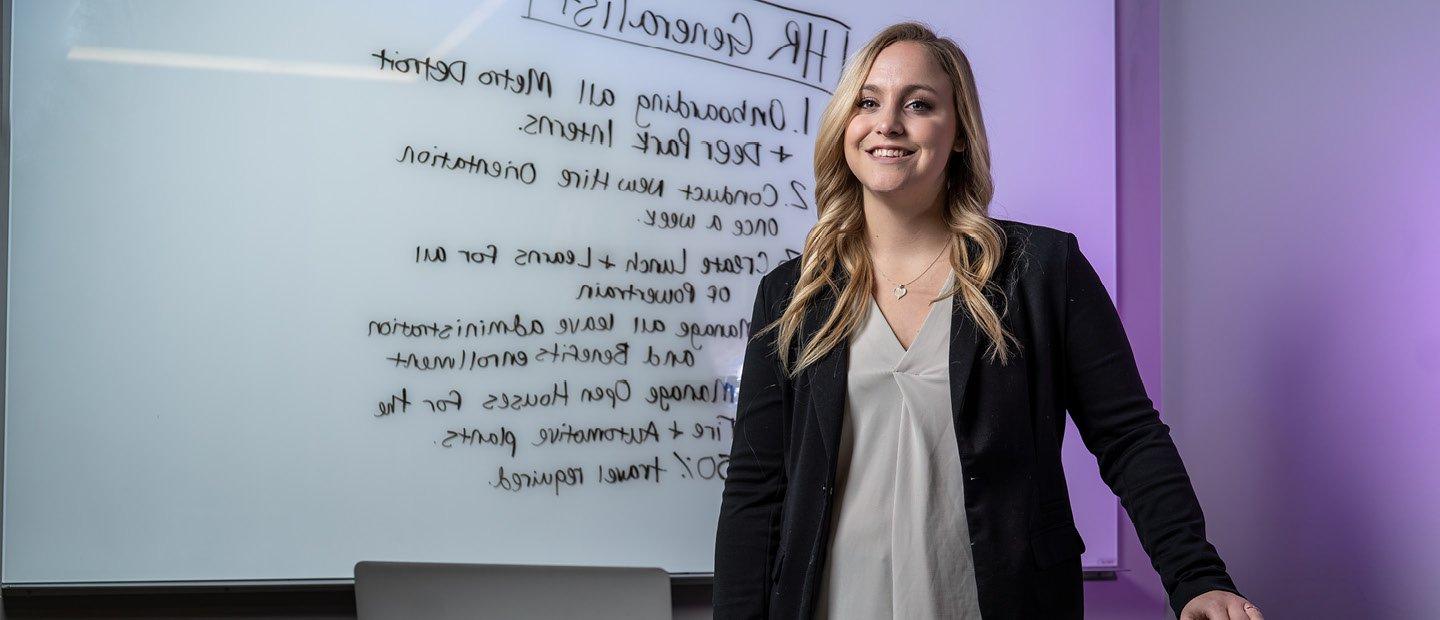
[0,0,1121,591]
[2,0,15,591]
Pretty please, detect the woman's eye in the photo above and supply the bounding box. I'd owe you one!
[855,98,931,111]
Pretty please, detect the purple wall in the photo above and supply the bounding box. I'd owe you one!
[1160,1,1440,617]
[1081,0,1170,617]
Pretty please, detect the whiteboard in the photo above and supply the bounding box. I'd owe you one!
[3,0,1118,584]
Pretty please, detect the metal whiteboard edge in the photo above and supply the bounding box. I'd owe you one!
[2,570,1117,594]
[1,0,16,593]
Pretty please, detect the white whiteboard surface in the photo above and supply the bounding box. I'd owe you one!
[3,0,1117,584]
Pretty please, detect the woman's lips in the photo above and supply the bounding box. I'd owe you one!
[867,147,915,161]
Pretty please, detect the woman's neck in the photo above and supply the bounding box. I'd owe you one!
[861,188,951,263]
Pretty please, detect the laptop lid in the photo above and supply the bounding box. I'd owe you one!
[354,561,672,620]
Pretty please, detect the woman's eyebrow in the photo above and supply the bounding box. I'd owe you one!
[860,83,941,96]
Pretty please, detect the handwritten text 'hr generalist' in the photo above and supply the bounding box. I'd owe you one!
[366,1,850,497]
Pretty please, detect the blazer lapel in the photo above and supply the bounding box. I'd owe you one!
[948,291,982,456]
[807,265,849,463]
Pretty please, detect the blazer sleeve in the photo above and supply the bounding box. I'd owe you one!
[1059,232,1243,616]
[713,272,790,619]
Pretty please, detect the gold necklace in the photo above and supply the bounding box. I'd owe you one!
[874,243,949,299]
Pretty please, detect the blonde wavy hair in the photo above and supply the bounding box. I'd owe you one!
[763,22,1019,376]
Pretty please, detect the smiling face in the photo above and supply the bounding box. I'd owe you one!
[843,41,961,210]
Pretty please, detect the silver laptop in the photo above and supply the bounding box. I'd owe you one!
[354,561,672,620]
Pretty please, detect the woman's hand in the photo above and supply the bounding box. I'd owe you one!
[1180,590,1263,619]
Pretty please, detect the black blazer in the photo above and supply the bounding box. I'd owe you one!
[714,219,1242,619]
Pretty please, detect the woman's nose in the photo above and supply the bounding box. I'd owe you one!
[874,108,903,136]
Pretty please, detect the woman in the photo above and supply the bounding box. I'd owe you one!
[714,23,1260,620]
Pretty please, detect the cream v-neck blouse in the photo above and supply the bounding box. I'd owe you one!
[815,272,984,619]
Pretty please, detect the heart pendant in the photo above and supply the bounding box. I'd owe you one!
[893,285,907,299]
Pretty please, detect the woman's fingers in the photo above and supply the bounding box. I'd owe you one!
[1180,590,1260,619]
[1224,601,1264,620]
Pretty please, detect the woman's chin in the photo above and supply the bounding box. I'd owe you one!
[861,179,923,199]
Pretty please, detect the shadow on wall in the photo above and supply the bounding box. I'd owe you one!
[1257,290,1388,617]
